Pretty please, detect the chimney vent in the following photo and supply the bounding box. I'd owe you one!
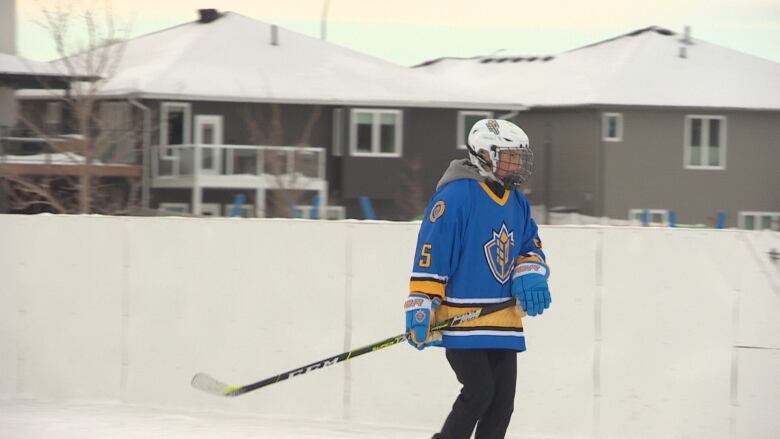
[682,25,692,44]
[271,25,279,46]
[678,25,691,58]
[198,9,221,24]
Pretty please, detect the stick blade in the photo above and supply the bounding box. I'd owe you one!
[191,373,241,397]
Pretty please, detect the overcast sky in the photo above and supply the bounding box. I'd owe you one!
[15,0,780,65]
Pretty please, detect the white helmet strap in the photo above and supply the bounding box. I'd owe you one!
[466,144,499,180]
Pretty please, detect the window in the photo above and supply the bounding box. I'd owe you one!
[349,109,402,157]
[629,208,669,225]
[194,115,223,174]
[738,211,780,231]
[685,115,726,169]
[602,112,623,142]
[45,102,62,125]
[160,103,191,157]
[457,111,493,149]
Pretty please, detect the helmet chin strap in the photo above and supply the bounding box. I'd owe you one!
[467,145,495,180]
[479,166,508,187]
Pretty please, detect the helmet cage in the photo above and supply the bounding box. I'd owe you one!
[467,143,534,187]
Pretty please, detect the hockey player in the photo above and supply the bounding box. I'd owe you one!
[404,119,551,439]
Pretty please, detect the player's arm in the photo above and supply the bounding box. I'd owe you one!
[405,185,464,349]
[511,197,551,317]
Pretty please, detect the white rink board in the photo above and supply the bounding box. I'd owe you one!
[1,214,779,439]
[123,218,350,417]
[1,216,125,400]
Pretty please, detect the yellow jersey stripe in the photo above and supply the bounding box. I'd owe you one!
[410,280,445,297]
[479,181,510,206]
[518,254,544,264]
[435,304,524,329]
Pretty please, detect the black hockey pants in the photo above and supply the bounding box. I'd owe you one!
[433,349,518,439]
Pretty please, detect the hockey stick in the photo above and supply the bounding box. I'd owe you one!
[191,298,517,397]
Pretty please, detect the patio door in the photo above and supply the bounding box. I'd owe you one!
[194,115,223,174]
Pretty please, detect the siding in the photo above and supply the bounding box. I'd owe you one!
[514,109,602,216]
[601,108,780,225]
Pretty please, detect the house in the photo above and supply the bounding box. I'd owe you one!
[15,9,522,219]
[0,0,141,214]
[415,26,780,229]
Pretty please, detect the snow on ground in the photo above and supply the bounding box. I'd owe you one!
[0,399,436,439]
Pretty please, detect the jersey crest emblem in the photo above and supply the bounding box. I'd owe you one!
[483,223,515,284]
[429,200,446,222]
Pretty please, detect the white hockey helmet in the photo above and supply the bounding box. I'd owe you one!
[467,119,533,186]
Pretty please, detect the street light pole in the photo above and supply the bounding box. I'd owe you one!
[320,0,332,41]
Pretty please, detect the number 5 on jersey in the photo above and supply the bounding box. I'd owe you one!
[419,244,432,268]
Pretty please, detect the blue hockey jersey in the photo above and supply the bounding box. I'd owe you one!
[409,160,546,351]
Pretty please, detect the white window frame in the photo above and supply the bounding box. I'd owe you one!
[349,108,403,157]
[738,211,780,231]
[160,102,192,157]
[602,112,623,142]
[194,114,224,175]
[684,115,727,170]
[629,208,669,225]
[457,111,493,149]
[45,101,62,125]
[158,202,189,214]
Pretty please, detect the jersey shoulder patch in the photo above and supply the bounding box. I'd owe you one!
[429,200,446,222]
[425,180,471,222]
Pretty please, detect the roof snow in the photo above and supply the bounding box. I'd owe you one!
[0,152,112,165]
[0,53,95,82]
[0,53,64,77]
[64,11,518,109]
[415,26,780,110]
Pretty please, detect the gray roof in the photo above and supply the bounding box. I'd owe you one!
[0,53,96,88]
[54,11,521,109]
[415,26,780,110]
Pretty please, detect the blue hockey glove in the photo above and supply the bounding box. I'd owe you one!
[511,254,551,317]
[404,293,442,350]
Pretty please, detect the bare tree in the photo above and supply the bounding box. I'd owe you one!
[241,103,322,218]
[395,153,427,221]
[1,0,138,214]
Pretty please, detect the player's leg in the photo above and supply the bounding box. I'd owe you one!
[436,349,495,439]
[474,350,518,439]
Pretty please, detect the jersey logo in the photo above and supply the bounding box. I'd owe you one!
[483,223,515,284]
[429,200,446,222]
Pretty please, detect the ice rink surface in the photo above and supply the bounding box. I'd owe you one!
[0,399,438,439]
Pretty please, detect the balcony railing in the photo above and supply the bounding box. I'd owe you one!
[152,144,326,180]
